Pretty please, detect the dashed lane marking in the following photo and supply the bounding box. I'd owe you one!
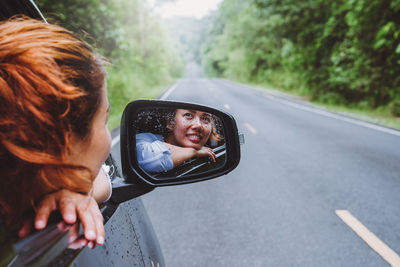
[336,210,400,266]
[224,104,231,110]
[244,123,257,134]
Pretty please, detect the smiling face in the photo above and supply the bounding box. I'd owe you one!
[166,109,212,150]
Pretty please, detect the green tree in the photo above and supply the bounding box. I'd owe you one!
[203,0,400,115]
[36,0,184,128]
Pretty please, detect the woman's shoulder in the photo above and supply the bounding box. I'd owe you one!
[136,132,163,142]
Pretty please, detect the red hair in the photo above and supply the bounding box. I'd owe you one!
[0,17,106,228]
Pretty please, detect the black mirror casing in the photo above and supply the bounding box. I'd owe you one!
[0,0,46,22]
[120,100,241,186]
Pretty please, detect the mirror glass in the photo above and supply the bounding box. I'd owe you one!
[133,107,227,179]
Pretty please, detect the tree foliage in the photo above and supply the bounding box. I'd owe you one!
[203,0,400,115]
[35,0,184,128]
[164,16,212,64]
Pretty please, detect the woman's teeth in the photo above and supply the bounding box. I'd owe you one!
[187,135,201,142]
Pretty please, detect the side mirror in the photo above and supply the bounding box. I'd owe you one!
[120,100,242,186]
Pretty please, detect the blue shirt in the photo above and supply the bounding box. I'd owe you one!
[136,133,174,173]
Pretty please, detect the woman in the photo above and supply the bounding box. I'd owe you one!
[0,17,111,254]
[136,109,221,173]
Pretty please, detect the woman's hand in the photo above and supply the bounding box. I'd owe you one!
[196,146,216,162]
[19,189,105,249]
[165,143,216,168]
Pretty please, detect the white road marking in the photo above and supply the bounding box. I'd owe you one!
[111,135,120,148]
[160,80,180,100]
[264,94,400,137]
[224,104,231,110]
[244,122,257,134]
[111,81,181,149]
[336,210,400,266]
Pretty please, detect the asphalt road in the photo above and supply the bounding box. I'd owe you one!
[113,64,400,266]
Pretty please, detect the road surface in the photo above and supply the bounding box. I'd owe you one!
[113,64,400,266]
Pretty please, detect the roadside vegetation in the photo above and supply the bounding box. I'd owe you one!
[34,0,400,129]
[35,0,184,129]
[201,0,400,129]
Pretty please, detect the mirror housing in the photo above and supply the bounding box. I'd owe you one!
[120,100,241,186]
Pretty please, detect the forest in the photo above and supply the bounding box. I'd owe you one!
[35,0,184,128]
[202,0,400,118]
[34,0,400,127]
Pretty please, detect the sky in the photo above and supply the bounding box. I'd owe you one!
[150,0,223,19]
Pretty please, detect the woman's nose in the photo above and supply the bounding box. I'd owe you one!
[190,117,202,129]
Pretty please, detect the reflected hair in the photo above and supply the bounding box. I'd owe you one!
[0,17,106,228]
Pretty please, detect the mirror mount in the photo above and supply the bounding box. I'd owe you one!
[110,177,154,204]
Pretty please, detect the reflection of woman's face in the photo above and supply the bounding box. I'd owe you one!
[167,109,212,150]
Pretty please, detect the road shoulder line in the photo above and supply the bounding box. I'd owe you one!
[111,80,181,148]
[111,135,120,148]
[160,80,180,100]
[267,96,400,137]
[218,79,400,137]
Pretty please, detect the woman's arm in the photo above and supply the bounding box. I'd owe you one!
[136,134,174,172]
[164,143,216,168]
[20,166,111,248]
[29,189,105,248]
[91,166,111,203]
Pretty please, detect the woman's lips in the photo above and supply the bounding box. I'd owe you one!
[187,134,201,143]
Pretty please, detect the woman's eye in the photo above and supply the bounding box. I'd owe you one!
[183,113,193,119]
[201,116,211,123]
